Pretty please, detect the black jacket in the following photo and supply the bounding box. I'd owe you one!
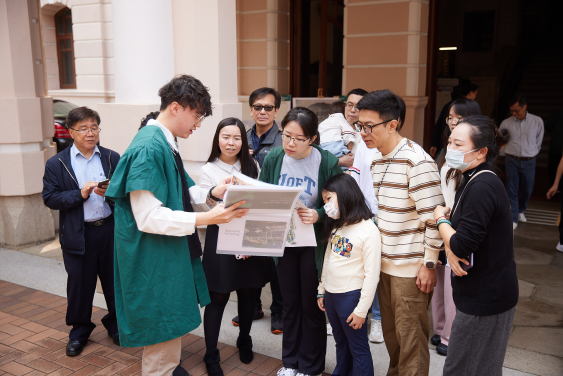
[247,122,283,167]
[449,163,519,316]
[42,144,120,255]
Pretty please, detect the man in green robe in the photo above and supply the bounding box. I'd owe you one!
[105,75,247,376]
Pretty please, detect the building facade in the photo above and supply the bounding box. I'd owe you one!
[0,0,433,249]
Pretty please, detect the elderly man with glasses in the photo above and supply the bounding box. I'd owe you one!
[42,106,121,356]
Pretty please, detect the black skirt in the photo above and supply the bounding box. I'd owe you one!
[202,225,275,294]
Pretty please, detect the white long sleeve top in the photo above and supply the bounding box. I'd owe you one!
[130,119,210,236]
[318,219,381,318]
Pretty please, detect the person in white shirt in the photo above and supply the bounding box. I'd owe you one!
[499,94,545,229]
[317,174,381,376]
[199,118,275,376]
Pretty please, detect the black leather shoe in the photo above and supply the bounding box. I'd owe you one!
[236,335,253,364]
[66,339,87,356]
[172,365,190,376]
[430,334,441,346]
[436,343,448,356]
[232,308,264,326]
[107,331,120,346]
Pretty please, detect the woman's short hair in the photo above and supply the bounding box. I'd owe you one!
[280,107,319,140]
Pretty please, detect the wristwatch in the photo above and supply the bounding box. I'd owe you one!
[425,261,437,270]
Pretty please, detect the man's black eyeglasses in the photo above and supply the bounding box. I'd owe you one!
[252,105,275,112]
[355,119,394,135]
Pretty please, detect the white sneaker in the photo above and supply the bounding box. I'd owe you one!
[513,222,518,230]
[519,213,527,222]
[326,323,333,336]
[368,319,384,343]
[277,368,297,376]
[556,242,563,253]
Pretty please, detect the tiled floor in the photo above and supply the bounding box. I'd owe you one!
[0,280,290,376]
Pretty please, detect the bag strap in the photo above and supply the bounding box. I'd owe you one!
[451,170,496,217]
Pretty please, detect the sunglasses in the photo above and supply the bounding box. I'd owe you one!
[252,105,275,112]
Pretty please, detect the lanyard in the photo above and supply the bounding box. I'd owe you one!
[376,142,406,199]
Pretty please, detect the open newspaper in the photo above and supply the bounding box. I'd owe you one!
[216,171,315,257]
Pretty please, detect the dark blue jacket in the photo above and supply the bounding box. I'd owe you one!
[247,122,283,167]
[42,144,120,255]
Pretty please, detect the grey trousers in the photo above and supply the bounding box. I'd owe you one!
[443,307,515,376]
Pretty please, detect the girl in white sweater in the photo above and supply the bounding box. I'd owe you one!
[317,174,381,376]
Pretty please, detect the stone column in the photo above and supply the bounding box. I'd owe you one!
[97,0,174,157]
[99,0,242,182]
[0,0,56,249]
[171,0,243,179]
[343,0,429,144]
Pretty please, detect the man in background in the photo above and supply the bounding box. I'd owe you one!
[237,87,285,334]
[500,94,545,229]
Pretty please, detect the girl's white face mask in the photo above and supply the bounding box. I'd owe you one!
[445,148,478,170]
[324,199,340,219]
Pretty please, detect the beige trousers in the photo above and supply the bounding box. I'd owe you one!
[142,337,182,376]
[379,272,432,376]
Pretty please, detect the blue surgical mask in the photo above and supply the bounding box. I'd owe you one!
[445,148,478,170]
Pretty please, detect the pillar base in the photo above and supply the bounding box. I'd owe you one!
[0,194,55,250]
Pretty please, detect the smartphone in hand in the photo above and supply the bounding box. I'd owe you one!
[97,178,110,188]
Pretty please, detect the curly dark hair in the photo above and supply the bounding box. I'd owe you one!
[158,75,213,117]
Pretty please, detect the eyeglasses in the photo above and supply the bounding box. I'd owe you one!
[355,120,393,135]
[252,105,275,112]
[281,133,311,145]
[446,117,462,125]
[70,127,101,134]
[192,112,205,124]
[346,102,358,111]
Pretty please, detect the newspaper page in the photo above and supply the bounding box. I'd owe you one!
[216,172,303,257]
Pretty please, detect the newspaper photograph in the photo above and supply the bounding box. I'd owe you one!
[217,172,303,256]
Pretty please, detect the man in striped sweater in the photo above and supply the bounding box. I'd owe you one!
[356,90,444,376]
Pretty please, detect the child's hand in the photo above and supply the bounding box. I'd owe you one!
[346,312,365,330]
[297,208,319,224]
[317,298,325,312]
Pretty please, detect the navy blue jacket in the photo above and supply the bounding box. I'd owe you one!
[42,144,120,255]
[247,122,283,167]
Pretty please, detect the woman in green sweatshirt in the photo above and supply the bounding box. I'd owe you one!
[260,107,342,376]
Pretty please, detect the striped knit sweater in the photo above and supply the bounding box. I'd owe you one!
[371,138,445,277]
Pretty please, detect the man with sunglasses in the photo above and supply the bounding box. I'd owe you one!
[234,87,285,334]
[43,107,121,356]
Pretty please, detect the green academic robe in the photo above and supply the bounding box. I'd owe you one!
[105,125,210,348]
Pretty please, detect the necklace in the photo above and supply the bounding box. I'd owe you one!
[376,141,407,199]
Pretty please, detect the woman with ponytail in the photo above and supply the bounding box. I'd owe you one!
[433,115,518,375]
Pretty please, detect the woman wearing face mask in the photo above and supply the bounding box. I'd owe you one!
[433,115,518,376]
[199,118,274,376]
[431,98,481,356]
[317,174,381,376]
[260,107,342,376]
